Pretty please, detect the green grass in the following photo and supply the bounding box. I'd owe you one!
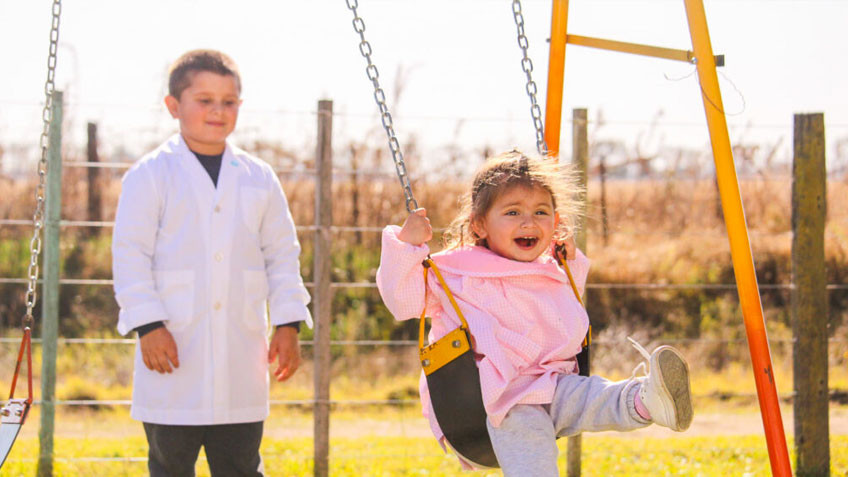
[2,434,847,476]
[1,341,847,476]
[1,406,847,476]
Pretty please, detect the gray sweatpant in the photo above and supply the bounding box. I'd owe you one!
[486,374,649,476]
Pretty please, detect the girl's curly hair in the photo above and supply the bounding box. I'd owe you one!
[441,150,584,251]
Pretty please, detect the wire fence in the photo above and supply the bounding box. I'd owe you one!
[2,158,846,359]
[1,110,846,474]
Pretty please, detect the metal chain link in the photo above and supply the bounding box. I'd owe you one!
[24,0,62,328]
[345,0,418,212]
[512,0,548,155]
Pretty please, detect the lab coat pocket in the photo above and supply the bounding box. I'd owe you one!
[243,270,270,332]
[153,270,195,332]
[239,186,267,235]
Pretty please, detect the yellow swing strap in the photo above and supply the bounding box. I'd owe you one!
[418,258,479,376]
[555,252,591,347]
[418,258,471,349]
[558,256,584,308]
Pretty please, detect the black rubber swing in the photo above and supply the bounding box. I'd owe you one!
[418,258,497,468]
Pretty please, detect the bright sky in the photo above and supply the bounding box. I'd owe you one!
[1,0,845,175]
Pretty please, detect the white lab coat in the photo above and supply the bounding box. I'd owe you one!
[112,134,312,425]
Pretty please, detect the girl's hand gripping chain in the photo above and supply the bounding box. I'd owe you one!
[398,208,433,246]
[553,234,576,262]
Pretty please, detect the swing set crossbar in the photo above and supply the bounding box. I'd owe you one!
[566,34,724,67]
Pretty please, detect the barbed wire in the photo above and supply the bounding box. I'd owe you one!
[7,218,845,240]
[4,336,848,346]
[0,277,845,290]
[2,100,847,130]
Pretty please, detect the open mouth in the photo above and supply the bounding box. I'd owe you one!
[514,237,538,249]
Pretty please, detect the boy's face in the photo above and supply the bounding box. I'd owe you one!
[165,71,241,155]
[471,184,559,262]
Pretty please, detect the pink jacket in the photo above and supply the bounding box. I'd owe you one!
[376,225,590,442]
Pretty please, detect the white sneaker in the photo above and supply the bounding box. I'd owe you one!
[628,337,693,431]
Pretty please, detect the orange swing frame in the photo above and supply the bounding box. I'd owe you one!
[541,1,791,475]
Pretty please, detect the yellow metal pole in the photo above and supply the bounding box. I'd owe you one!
[683,1,792,475]
[566,34,692,63]
[544,0,569,157]
[544,3,584,475]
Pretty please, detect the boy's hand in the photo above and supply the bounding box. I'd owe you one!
[268,326,301,382]
[554,235,577,262]
[397,208,432,246]
[139,326,180,374]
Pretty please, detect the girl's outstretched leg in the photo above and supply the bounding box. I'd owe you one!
[486,404,559,477]
[627,339,693,432]
[550,374,650,437]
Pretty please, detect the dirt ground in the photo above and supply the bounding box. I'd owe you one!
[262,407,848,439]
[13,406,848,440]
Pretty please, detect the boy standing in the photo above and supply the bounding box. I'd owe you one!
[112,49,312,476]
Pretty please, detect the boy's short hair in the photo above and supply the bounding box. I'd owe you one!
[168,49,241,99]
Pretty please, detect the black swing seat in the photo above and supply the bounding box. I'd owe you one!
[419,260,500,468]
[421,326,499,469]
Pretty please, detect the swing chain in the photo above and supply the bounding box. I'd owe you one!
[24,0,62,329]
[345,0,418,213]
[512,0,548,156]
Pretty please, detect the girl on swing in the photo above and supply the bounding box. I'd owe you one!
[377,150,693,475]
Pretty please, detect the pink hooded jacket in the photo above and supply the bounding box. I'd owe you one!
[376,225,590,444]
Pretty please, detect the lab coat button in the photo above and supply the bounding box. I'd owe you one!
[213,302,222,311]
[214,205,221,213]
[214,252,223,262]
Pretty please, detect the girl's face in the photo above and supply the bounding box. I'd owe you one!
[472,184,558,262]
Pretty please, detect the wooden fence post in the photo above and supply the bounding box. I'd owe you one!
[599,154,608,246]
[566,107,588,477]
[572,108,588,252]
[313,99,333,477]
[86,122,101,236]
[350,145,361,244]
[37,90,62,477]
[791,112,828,476]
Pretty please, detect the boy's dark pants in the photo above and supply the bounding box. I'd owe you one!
[143,421,264,477]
